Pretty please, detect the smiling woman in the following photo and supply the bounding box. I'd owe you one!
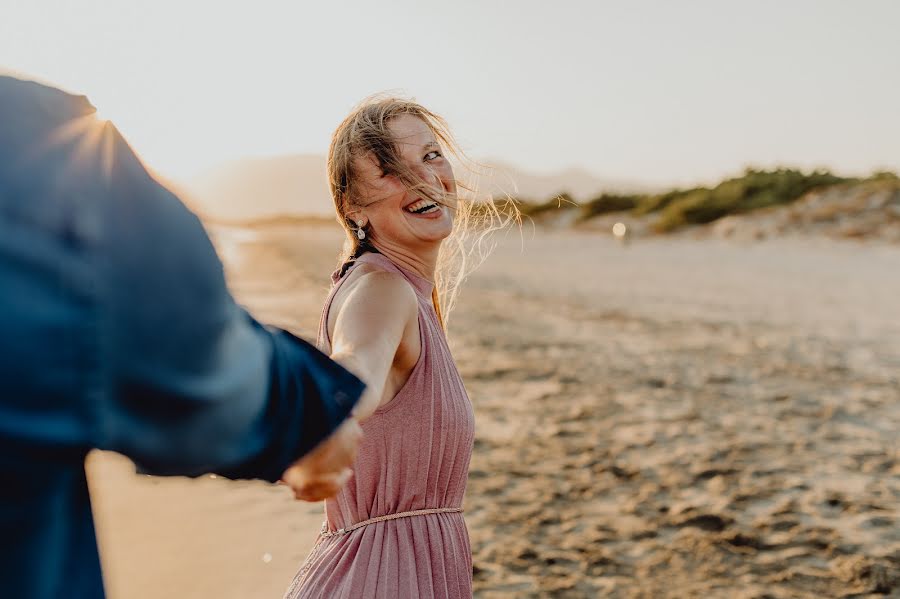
[326,95,515,325]
[281,97,514,599]
[341,113,458,263]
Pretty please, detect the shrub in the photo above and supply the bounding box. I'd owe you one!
[632,189,697,216]
[654,168,846,232]
[578,193,640,221]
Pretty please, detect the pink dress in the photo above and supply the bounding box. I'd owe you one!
[284,253,475,599]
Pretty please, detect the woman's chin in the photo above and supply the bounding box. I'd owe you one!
[402,207,453,241]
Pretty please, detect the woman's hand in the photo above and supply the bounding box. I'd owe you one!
[280,417,363,501]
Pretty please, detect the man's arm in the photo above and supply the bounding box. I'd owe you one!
[92,113,363,481]
[0,74,361,483]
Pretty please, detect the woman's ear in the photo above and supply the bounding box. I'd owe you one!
[344,202,368,225]
[346,209,367,228]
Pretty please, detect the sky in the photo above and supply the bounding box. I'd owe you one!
[2,0,899,188]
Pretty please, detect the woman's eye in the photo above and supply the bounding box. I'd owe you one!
[424,150,442,162]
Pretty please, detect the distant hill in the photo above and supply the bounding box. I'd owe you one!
[178,154,645,220]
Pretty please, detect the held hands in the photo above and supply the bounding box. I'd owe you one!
[281,417,362,501]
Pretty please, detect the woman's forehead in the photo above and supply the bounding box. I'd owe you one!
[353,116,437,171]
[388,114,437,149]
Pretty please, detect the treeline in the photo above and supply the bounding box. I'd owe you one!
[506,168,899,232]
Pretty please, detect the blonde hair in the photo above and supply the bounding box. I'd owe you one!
[327,95,518,327]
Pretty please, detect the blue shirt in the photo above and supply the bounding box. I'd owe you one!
[0,75,364,599]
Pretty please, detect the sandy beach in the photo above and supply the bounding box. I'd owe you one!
[88,223,900,598]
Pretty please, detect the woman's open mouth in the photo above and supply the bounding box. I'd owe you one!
[405,199,441,215]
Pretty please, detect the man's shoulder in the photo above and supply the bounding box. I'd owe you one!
[0,74,96,122]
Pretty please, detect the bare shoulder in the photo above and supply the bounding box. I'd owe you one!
[340,266,417,311]
[329,265,418,338]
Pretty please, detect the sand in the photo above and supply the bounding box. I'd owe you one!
[88,224,899,598]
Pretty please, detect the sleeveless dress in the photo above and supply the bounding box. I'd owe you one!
[284,253,475,599]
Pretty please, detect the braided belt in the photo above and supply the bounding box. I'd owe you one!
[320,507,463,538]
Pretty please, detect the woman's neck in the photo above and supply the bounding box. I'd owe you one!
[368,240,439,282]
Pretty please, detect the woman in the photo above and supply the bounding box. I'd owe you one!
[284,98,493,598]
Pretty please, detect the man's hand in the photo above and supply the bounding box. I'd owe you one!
[280,417,362,501]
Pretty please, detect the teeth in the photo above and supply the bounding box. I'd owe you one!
[406,199,438,213]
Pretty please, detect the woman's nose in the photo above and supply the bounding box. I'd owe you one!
[415,164,441,188]
[424,164,453,191]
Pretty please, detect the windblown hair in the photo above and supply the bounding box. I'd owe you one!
[326,95,518,327]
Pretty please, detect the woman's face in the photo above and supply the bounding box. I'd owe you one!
[351,114,456,252]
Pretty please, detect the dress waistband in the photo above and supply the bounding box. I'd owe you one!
[320,507,463,538]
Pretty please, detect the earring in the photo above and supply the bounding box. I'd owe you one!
[356,221,366,240]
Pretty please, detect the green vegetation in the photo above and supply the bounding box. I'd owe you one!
[516,193,577,218]
[578,193,640,221]
[631,189,695,216]
[507,168,898,233]
[652,168,845,232]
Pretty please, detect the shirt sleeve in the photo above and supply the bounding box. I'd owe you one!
[92,116,364,481]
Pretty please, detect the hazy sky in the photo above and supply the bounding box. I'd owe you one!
[2,0,899,187]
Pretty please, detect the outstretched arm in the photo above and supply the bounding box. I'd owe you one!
[0,75,363,492]
[95,119,364,482]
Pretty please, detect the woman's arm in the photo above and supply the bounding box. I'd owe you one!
[328,270,419,421]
